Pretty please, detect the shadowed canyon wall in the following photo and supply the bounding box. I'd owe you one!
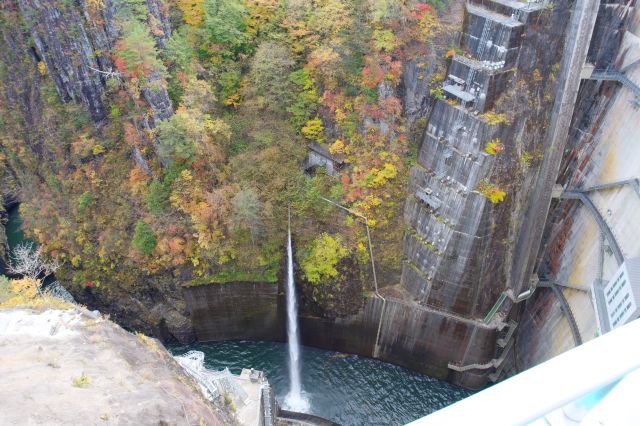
[1,0,635,392]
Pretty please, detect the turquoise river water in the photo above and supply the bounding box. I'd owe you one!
[169,340,472,425]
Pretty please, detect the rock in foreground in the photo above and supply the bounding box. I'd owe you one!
[0,307,235,425]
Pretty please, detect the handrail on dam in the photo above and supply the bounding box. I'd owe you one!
[412,319,640,426]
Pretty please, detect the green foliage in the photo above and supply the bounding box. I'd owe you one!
[430,86,445,101]
[77,191,94,211]
[287,69,319,130]
[156,114,197,164]
[0,276,11,304]
[361,87,378,103]
[187,270,278,286]
[113,0,149,22]
[427,0,450,12]
[373,29,396,52]
[165,30,195,71]
[202,0,248,54]
[132,220,157,255]
[248,41,295,109]
[115,20,166,79]
[300,233,348,284]
[219,68,242,105]
[230,188,264,244]
[109,106,121,119]
[146,180,170,214]
[71,109,91,129]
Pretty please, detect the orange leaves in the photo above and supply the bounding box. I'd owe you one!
[361,60,385,90]
[123,122,139,146]
[167,236,186,256]
[306,45,343,90]
[128,166,149,195]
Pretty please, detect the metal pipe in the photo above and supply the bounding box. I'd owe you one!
[319,197,386,358]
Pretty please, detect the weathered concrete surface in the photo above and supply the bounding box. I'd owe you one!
[300,294,498,389]
[183,282,286,342]
[0,307,235,425]
[518,22,640,371]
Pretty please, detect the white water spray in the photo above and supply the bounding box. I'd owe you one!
[284,209,309,412]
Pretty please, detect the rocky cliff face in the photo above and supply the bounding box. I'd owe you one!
[7,0,173,126]
[0,0,187,341]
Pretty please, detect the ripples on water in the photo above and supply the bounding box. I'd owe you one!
[168,341,472,425]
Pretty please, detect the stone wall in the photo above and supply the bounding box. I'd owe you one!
[182,282,287,342]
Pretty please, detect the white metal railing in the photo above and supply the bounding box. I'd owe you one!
[174,351,248,402]
[407,318,640,425]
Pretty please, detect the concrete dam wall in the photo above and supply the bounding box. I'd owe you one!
[183,282,497,389]
[516,4,640,371]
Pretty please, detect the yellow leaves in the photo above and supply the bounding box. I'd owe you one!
[532,69,543,82]
[418,4,442,38]
[176,0,205,26]
[10,278,39,300]
[37,61,47,76]
[223,92,241,108]
[246,0,280,34]
[477,179,507,204]
[366,162,398,188]
[329,139,345,155]
[89,170,103,187]
[301,117,325,143]
[71,255,82,268]
[480,111,510,126]
[366,195,382,207]
[128,166,149,196]
[92,144,106,155]
[86,0,105,11]
[180,169,193,181]
[483,139,504,155]
[487,189,506,203]
[204,117,232,144]
[307,45,342,89]
[444,49,456,59]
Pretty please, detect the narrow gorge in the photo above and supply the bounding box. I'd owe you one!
[1,0,639,424]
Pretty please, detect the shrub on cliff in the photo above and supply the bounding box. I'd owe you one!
[132,220,157,256]
[300,233,348,284]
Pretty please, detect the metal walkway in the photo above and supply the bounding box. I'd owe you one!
[588,69,640,97]
[549,283,583,346]
[580,178,640,198]
[560,190,625,265]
